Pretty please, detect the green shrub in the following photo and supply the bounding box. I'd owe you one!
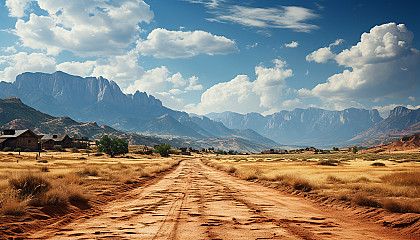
[154,144,171,157]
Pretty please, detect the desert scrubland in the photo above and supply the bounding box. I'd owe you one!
[0,150,419,239]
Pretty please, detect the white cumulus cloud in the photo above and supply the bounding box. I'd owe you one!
[302,22,420,105]
[0,52,56,82]
[12,0,154,56]
[137,28,238,59]
[285,41,299,48]
[187,59,293,114]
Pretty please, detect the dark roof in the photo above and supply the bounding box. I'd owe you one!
[41,134,69,142]
[0,129,32,139]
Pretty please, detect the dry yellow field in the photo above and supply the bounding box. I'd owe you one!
[0,150,183,216]
[201,153,420,213]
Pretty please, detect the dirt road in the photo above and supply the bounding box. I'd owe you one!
[30,159,406,239]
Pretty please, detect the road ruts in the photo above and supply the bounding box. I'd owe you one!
[29,159,406,240]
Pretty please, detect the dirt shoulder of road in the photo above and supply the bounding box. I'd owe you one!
[200,157,420,239]
[0,153,182,239]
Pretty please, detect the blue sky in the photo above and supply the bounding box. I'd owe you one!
[0,0,419,117]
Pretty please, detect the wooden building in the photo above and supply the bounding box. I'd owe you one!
[40,134,73,150]
[0,129,39,150]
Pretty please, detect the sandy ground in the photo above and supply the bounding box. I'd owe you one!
[28,159,408,240]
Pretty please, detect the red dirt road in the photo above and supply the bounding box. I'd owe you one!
[30,159,407,239]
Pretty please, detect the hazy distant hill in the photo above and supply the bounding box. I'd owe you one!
[207,108,383,147]
[0,97,278,152]
[361,133,420,153]
[351,106,420,147]
[0,71,279,150]
[0,97,166,146]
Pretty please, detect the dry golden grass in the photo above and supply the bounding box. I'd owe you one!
[0,150,184,216]
[202,152,420,213]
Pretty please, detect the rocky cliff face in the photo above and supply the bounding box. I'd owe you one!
[0,72,280,150]
[0,71,170,124]
[207,108,383,147]
[351,106,420,143]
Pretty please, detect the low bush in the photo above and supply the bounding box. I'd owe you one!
[14,148,22,152]
[381,172,420,186]
[371,162,386,167]
[318,160,340,166]
[9,173,50,197]
[381,198,420,213]
[0,197,27,215]
[24,149,31,152]
[93,152,104,156]
[291,178,312,192]
[352,193,380,207]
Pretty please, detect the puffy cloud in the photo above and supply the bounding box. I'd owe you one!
[5,0,32,17]
[409,96,416,101]
[306,47,334,63]
[285,41,299,48]
[186,75,260,114]
[335,23,414,67]
[306,38,343,63]
[12,0,154,56]
[137,28,238,59]
[254,59,292,107]
[210,5,319,33]
[302,23,420,104]
[0,52,56,82]
[125,67,202,110]
[188,59,293,114]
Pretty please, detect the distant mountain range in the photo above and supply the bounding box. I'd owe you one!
[1,71,418,150]
[207,108,383,147]
[350,106,420,147]
[0,97,282,152]
[0,71,281,152]
[0,97,166,147]
[361,132,420,153]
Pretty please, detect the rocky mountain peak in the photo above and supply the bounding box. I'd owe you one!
[389,106,411,118]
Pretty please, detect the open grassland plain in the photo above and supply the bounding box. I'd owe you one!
[201,152,420,237]
[0,149,182,237]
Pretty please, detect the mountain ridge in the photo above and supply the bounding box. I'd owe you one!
[207,108,383,147]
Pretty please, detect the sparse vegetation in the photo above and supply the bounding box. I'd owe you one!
[96,135,128,157]
[201,152,420,214]
[154,143,171,157]
[0,149,182,217]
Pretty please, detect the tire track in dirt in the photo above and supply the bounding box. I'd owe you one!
[28,159,407,239]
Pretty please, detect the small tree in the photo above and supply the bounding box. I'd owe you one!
[96,135,128,157]
[332,147,339,151]
[154,143,171,157]
[353,145,358,154]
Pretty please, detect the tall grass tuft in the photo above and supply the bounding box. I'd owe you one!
[9,173,50,197]
[381,172,420,186]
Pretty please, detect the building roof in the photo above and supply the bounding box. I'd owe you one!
[0,129,32,139]
[41,134,69,142]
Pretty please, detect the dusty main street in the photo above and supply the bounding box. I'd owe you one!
[30,159,407,239]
